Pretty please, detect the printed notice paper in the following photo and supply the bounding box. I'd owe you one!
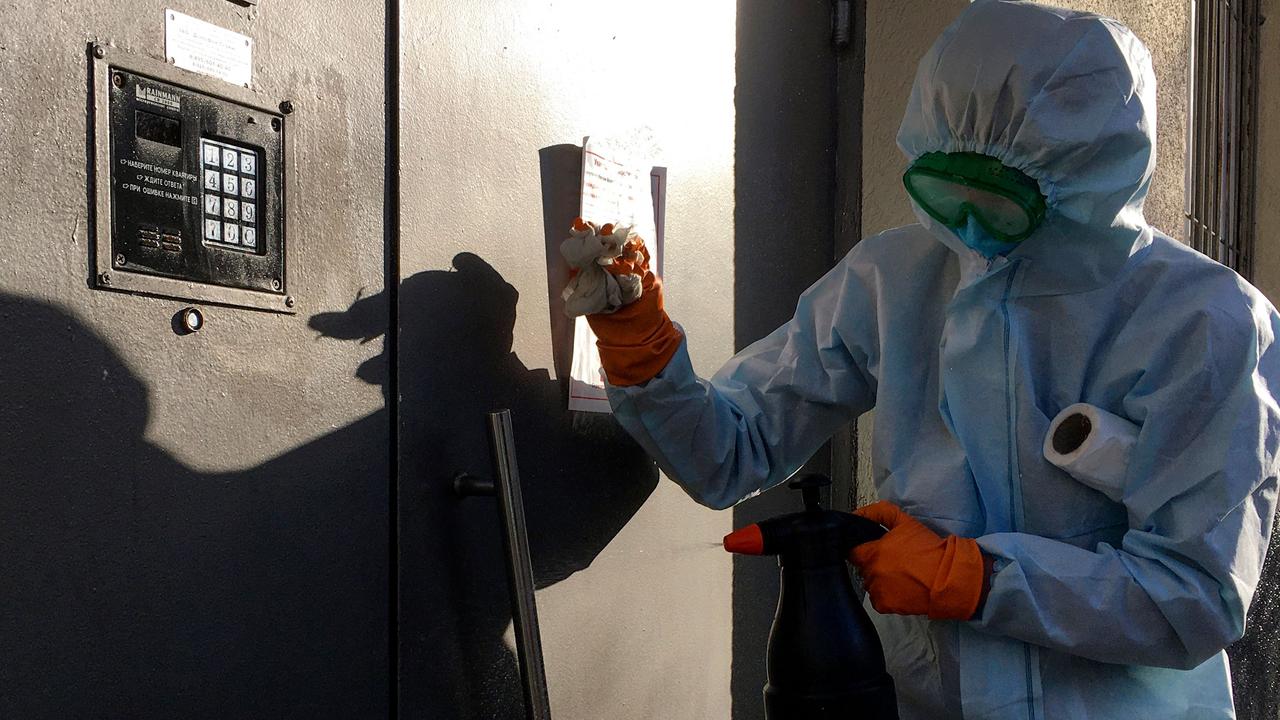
[568,136,663,413]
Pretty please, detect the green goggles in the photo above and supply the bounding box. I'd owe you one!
[903,152,1048,243]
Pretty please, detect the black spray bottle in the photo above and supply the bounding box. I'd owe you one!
[723,474,898,719]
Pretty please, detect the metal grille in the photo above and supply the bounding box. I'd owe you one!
[1184,0,1261,279]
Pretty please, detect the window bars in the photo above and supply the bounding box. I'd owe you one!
[1185,0,1262,279]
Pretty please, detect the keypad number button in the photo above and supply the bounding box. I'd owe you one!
[241,203,255,223]
[223,174,239,196]
[241,179,256,199]
[240,152,256,175]
[223,223,240,245]
[204,170,220,192]
[203,143,221,166]
[222,148,238,170]
[204,195,221,216]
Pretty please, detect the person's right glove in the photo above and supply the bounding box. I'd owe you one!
[849,501,991,620]
[580,220,683,386]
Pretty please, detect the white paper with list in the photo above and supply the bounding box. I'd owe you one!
[568,136,660,413]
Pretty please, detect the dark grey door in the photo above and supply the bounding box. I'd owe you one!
[0,1,391,717]
[0,1,853,718]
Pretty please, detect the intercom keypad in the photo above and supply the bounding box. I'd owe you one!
[199,139,260,252]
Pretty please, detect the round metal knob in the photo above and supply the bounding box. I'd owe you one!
[177,307,204,334]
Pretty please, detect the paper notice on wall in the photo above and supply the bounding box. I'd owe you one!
[568,136,662,413]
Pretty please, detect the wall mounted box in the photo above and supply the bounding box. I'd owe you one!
[91,45,293,313]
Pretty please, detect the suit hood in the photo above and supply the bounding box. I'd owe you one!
[898,0,1158,296]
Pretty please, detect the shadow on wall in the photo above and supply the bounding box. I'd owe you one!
[0,254,656,719]
[0,292,390,718]
[312,252,659,720]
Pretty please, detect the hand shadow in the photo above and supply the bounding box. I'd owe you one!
[311,252,660,719]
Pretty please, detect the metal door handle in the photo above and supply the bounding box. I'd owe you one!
[453,409,552,720]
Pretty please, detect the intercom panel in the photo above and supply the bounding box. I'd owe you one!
[91,45,292,313]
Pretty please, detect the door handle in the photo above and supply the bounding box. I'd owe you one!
[454,409,553,720]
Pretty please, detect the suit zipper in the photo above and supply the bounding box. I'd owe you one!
[999,260,1037,720]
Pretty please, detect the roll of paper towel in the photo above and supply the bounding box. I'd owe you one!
[1042,403,1139,502]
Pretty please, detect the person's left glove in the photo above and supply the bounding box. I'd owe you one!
[849,501,990,620]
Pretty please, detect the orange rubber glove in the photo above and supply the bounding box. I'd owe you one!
[579,219,683,386]
[849,501,990,620]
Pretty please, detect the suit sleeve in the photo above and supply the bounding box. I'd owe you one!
[606,250,881,510]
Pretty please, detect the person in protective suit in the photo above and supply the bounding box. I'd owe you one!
[579,1,1280,717]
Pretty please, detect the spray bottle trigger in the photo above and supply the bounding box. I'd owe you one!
[841,513,888,552]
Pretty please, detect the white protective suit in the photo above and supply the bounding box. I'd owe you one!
[606,1,1280,717]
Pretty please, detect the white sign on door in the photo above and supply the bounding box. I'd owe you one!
[165,9,253,87]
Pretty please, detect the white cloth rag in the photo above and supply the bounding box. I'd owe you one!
[560,222,643,317]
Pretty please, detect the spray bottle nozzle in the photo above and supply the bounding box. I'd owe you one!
[723,523,765,555]
[721,474,885,559]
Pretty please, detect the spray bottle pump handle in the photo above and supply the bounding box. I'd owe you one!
[788,473,831,511]
[722,474,886,557]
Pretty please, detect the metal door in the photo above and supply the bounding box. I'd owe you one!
[0,1,851,718]
[392,2,852,718]
[0,2,392,717]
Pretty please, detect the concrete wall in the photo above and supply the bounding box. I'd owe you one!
[856,0,1189,499]
[1251,0,1280,302]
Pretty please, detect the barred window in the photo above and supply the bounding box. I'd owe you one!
[1184,0,1262,279]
